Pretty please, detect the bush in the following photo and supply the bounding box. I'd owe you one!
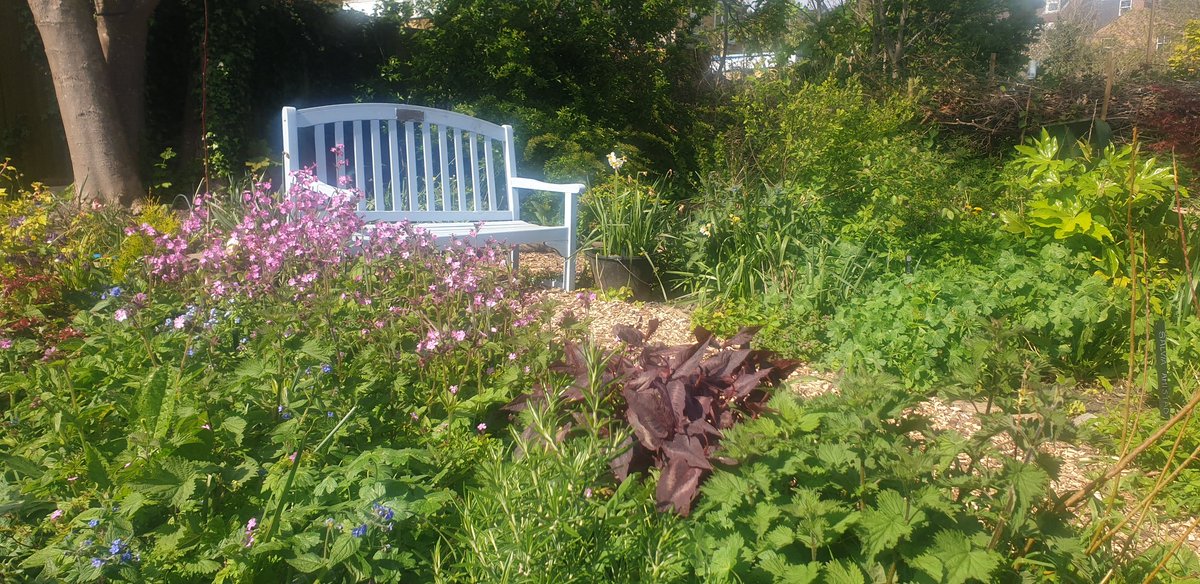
[380,0,711,181]
[999,131,1187,292]
[825,244,1128,388]
[707,76,996,258]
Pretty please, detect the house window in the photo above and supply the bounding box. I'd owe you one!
[1045,0,1060,12]
[1119,0,1132,15]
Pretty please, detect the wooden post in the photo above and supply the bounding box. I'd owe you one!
[1101,53,1114,121]
[988,52,996,84]
[1145,0,1156,66]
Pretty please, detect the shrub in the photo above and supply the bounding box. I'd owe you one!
[707,76,996,258]
[1169,20,1200,80]
[1000,131,1187,296]
[825,244,1128,388]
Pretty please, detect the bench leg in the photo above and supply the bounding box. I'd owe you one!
[510,247,520,273]
[563,255,575,291]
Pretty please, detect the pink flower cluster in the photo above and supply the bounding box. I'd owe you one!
[143,170,365,299]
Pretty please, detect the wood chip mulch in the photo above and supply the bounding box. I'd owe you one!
[518,251,1200,557]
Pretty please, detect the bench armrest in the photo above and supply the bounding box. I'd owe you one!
[306,180,357,198]
[509,176,585,195]
[509,176,584,262]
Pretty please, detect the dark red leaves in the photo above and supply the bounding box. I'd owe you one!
[507,322,799,515]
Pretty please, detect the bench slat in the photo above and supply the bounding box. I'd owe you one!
[371,120,384,211]
[438,124,451,212]
[289,103,506,142]
[388,120,401,212]
[334,122,346,188]
[485,138,497,213]
[454,128,466,212]
[405,121,417,213]
[427,122,436,211]
[469,133,481,212]
[353,121,366,208]
[314,124,327,185]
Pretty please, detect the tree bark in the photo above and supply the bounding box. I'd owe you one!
[95,0,160,158]
[27,0,143,205]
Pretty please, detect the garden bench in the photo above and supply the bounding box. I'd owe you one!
[282,103,583,290]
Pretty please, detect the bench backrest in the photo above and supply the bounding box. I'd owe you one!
[282,104,519,222]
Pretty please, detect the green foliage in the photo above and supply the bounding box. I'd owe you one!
[1036,20,1101,82]
[0,162,56,277]
[446,357,689,582]
[1169,20,1200,79]
[707,76,995,259]
[688,235,879,360]
[799,0,1041,85]
[1000,131,1187,303]
[0,174,566,581]
[581,163,671,259]
[692,293,827,361]
[144,0,405,184]
[380,0,710,180]
[1089,315,1200,518]
[690,377,1115,583]
[826,244,1128,388]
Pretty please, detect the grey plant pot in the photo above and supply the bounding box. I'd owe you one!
[588,252,661,301]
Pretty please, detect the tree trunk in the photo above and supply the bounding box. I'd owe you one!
[95,0,160,158]
[27,0,143,205]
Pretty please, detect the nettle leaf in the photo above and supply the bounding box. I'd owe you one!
[930,530,1001,584]
[758,551,820,583]
[858,489,925,559]
[750,502,782,540]
[824,559,866,584]
[706,533,744,578]
[816,443,857,469]
[153,371,180,441]
[222,416,247,446]
[84,442,111,489]
[136,366,168,436]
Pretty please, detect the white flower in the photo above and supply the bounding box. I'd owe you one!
[225,235,240,250]
[606,151,626,172]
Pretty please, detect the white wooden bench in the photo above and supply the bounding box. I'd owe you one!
[281,103,583,290]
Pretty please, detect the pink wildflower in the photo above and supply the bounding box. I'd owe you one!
[114,309,129,323]
[48,509,63,522]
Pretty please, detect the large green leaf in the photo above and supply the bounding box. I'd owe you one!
[824,559,865,584]
[135,366,168,437]
[287,553,326,574]
[859,489,925,558]
[930,530,1001,584]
